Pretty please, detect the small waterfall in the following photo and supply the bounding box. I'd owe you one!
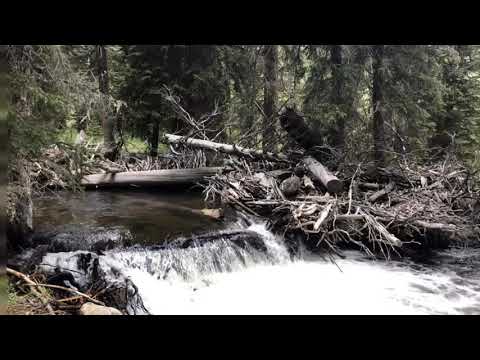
[39,220,292,314]
[37,218,480,315]
[102,221,292,314]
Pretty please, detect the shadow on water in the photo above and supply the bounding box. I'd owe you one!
[33,188,225,246]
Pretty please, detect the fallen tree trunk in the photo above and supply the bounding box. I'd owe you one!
[164,133,290,163]
[303,156,343,194]
[82,167,225,189]
[369,182,395,203]
[149,229,268,253]
[335,214,458,231]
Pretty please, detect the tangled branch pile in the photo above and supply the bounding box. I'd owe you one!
[204,155,480,258]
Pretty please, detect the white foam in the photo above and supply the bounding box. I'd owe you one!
[125,252,477,315]
[38,220,474,315]
[116,223,480,315]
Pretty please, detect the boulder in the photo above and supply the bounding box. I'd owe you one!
[79,302,122,315]
[32,225,133,253]
[200,208,223,220]
[280,175,302,197]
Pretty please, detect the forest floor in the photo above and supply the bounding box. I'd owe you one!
[1,276,45,315]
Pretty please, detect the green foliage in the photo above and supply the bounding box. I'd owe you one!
[6,44,480,174]
[0,276,7,306]
[6,46,103,162]
[123,136,151,153]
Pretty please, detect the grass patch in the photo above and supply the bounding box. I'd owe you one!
[123,136,148,153]
[0,275,7,300]
[57,127,77,144]
[0,275,8,314]
[57,128,171,155]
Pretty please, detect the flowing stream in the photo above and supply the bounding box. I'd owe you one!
[33,191,480,315]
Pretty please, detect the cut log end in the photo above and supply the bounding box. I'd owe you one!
[303,156,343,194]
[326,179,343,194]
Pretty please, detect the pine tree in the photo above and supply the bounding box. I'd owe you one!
[262,45,278,153]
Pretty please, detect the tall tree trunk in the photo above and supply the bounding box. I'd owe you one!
[371,45,386,167]
[149,119,160,157]
[263,45,277,153]
[330,45,346,152]
[96,45,116,160]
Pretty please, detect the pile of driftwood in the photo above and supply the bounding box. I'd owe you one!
[27,106,479,258]
[202,153,479,257]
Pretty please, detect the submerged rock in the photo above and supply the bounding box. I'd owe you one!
[200,208,223,220]
[150,229,268,253]
[79,302,122,315]
[32,225,134,253]
[38,250,148,314]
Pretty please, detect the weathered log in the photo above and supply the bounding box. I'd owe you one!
[148,230,268,253]
[335,214,458,232]
[81,167,225,189]
[303,156,343,194]
[164,133,289,162]
[368,182,395,203]
[358,182,380,190]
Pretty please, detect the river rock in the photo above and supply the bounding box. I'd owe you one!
[280,176,302,197]
[79,302,122,315]
[32,225,134,253]
[200,208,223,220]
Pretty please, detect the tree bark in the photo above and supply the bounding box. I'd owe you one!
[372,45,386,167]
[330,45,346,152]
[95,45,116,160]
[82,167,225,189]
[164,133,290,162]
[149,119,160,157]
[303,156,343,194]
[262,45,278,153]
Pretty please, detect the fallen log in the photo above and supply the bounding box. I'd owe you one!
[335,214,458,232]
[148,229,269,253]
[164,133,290,163]
[303,156,343,194]
[81,167,225,189]
[369,182,395,203]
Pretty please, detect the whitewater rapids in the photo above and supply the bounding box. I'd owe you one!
[100,222,480,315]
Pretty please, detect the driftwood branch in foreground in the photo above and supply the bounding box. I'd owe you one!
[7,267,55,315]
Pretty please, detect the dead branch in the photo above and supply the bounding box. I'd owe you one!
[7,267,55,315]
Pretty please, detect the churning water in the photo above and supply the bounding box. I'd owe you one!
[35,191,480,315]
[104,223,480,315]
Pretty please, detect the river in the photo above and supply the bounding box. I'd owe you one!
[33,190,480,315]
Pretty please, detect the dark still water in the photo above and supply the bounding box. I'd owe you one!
[33,189,225,246]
